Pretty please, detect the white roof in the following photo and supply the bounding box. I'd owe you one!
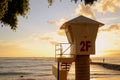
[60,15,104,29]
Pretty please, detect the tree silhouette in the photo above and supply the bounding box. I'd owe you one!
[0,0,29,30]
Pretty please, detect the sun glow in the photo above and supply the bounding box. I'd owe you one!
[95,31,117,56]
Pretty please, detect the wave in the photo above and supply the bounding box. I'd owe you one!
[0,72,31,76]
[0,64,52,68]
[36,74,52,76]
[91,62,120,71]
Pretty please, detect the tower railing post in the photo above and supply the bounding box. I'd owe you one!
[57,61,60,80]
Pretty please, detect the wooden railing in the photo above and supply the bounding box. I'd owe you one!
[55,43,72,61]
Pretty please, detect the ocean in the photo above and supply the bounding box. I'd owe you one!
[0,57,120,80]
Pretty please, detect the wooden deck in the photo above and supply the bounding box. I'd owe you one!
[56,57,74,63]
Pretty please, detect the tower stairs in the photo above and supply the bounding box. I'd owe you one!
[52,43,74,80]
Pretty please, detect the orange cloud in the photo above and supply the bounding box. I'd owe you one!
[40,36,53,41]
[40,31,67,45]
[99,24,120,32]
[75,4,96,19]
[56,30,66,36]
[75,0,120,20]
[48,18,68,26]
[50,40,59,45]
[95,0,120,13]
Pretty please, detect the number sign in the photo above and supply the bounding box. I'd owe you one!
[80,41,91,52]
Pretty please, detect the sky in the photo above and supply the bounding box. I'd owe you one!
[0,0,120,57]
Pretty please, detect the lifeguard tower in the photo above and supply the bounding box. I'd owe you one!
[52,15,104,80]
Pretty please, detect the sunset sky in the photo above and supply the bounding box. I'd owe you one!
[0,0,120,57]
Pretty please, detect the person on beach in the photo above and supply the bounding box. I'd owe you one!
[103,58,105,63]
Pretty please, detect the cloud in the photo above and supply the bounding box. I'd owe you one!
[95,0,120,13]
[75,0,120,20]
[48,18,68,26]
[50,40,59,45]
[41,34,60,45]
[41,36,53,41]
[75,4,96,19]
[40,33,59,45]
[56,30,66,36]
[99,24,120,32]
[40,30,67,45]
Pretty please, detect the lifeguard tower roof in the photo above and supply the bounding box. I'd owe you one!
[60,15,104,29]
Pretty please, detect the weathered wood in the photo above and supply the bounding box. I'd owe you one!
[75,55,90,80]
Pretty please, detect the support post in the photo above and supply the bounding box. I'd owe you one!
[75,55,90,80]
[57,62,60,80]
